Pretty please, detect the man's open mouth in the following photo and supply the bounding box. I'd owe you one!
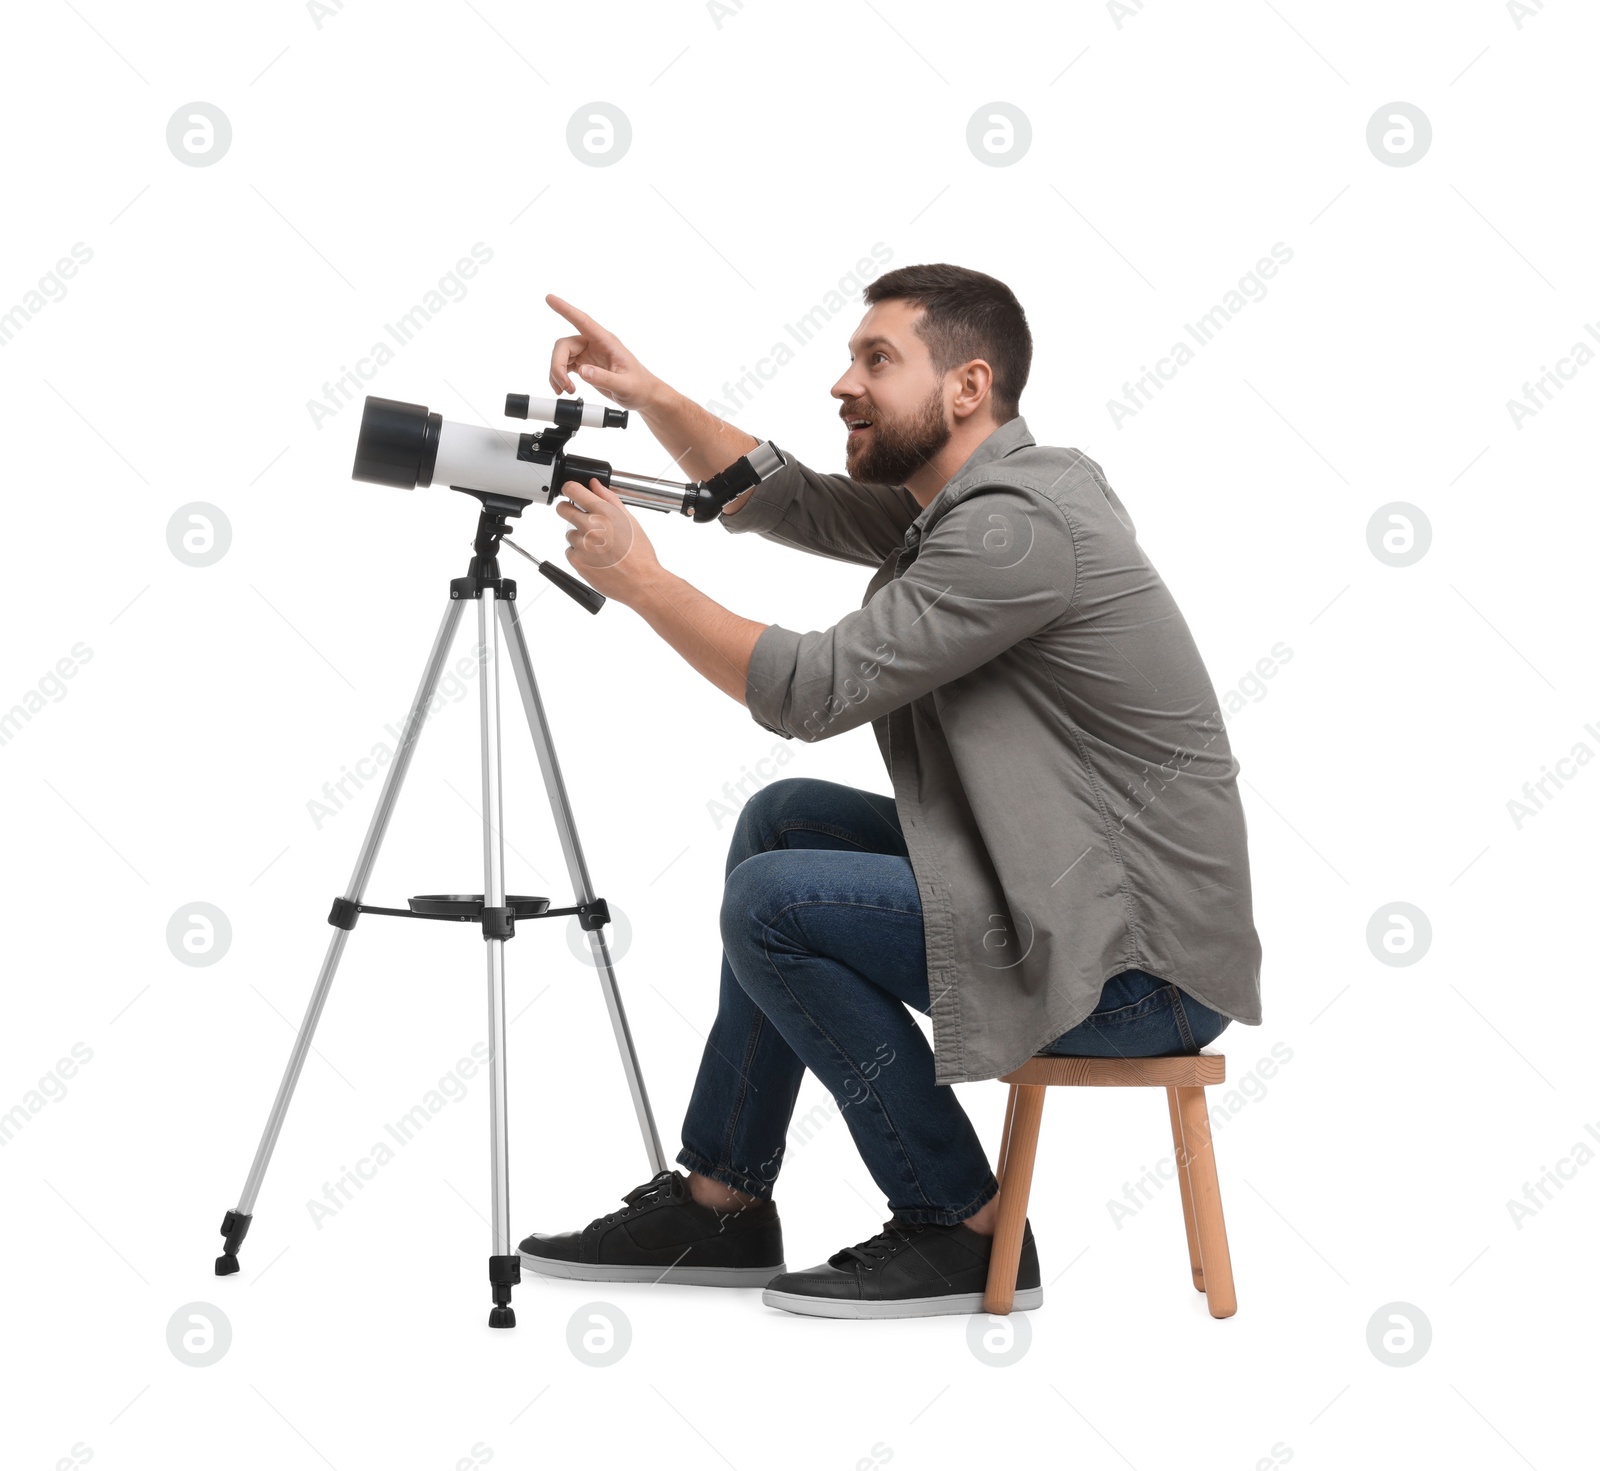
[845,417,873,438]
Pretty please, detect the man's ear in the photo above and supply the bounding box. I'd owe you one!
[949,359,995,422]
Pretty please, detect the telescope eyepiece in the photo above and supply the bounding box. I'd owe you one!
[504,393,627,431]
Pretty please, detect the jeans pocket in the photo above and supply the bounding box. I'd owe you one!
[1168,986,1198,1052]
[1177,992,1231,1050]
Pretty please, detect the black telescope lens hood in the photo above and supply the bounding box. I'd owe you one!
[352,396,441,489]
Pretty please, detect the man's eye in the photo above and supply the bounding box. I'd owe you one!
[871,351,888,365]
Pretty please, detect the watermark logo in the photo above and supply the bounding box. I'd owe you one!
[1218,641,1295,721]
[307,0,357,27]
[1365,502,1430,567]
[966,500,1035,569]
[566,1302,631,1365]
[0,242,94,349]
[566,902,633,966]
[1107,243,1294,428]
[304,1042,492,1229]
[305,243,495,429]
[793,639,894,742]
[1508,0,1558,30]
[0,1042,94,1149]
[1505,1120,1600,1229]
[966,1311,1032,1365]
[167,502,231,567]
[1106,1041,1292,1228]
[1365,902,1431,967]
[166,903,232,967]
[307,644,485,830]
[1107,0,1158,29]
[705,741,799,831]
[966,104,1031,167]
[702,244,895,420]
[1506,723,1600,829]
[166,103,232,168]
[752,1042,898,1181]
[1505,322,1600,429]
[978,907,1035,970]
[1366,1301,1431,1366]
[567,104,631,167]
[0,641,94,750]
[166,1302,232,1366]
[1366,103,1431,167]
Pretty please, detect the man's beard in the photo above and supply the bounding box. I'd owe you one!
[844,385,951,485]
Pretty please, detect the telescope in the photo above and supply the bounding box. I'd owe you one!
[351,392,787,522]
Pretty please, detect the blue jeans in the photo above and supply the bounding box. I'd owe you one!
[677,778,1232,1226]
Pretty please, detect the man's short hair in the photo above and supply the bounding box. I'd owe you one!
[863,263,1032,420]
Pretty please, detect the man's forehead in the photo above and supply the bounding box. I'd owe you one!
[848,302,925,355]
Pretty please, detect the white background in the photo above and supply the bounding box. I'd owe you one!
[2,1,1595,1467]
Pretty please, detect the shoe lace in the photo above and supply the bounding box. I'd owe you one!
[594,1168,684,1227]
[831,1219,926,1272]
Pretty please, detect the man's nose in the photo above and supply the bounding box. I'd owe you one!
[831,371,863,401]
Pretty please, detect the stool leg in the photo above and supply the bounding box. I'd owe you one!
[1166,1086,1205,1292]
[996,1084,1018,1186]
[983,1084,1045,1315]
[1175,1086,1236,1319]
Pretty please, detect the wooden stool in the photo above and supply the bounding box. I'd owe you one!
[982,1051,1236,1319]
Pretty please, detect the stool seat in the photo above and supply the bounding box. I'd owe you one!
[1001,1050,1225,1088]
[983,1048,1236,1320]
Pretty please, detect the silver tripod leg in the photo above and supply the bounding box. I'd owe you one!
[479,589,514,1284]
[218,599,466,1271]
[498,596,667,1174]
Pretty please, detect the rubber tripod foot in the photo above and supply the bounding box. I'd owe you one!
[488,1254,519,1329]
[216,1209,251,1277]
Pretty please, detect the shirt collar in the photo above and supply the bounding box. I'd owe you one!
[911,415,1036,531]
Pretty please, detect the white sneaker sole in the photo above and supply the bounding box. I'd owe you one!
[761,1285,1043,1319]
[519,1253,785,1288]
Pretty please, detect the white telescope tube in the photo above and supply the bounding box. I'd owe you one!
[431,422,551,499]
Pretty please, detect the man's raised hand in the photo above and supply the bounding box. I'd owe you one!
[546,294,661,411]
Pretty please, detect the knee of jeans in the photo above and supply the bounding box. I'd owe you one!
[719,850,793,964]
[740,776,819,835]
[726,776,820,870]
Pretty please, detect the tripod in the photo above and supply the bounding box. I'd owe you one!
[214,493,665,1328]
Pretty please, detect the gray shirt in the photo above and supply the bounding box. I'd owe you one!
[722,415,1262,1085]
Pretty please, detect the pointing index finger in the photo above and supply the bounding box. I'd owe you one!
[546,294,604,338]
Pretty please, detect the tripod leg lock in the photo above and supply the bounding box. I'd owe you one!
[328,897,361,930]
[215,1209,252,1275]
[489,1253,521,1329]
[481,906,516,940]
[578,897,611,932]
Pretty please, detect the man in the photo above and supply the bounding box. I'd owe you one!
[517,264,1262,1319]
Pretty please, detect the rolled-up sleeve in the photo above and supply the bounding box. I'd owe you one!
[744,484,1077,741]
[720,450,920,568]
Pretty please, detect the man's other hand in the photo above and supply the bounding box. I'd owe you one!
[556,477,663,606]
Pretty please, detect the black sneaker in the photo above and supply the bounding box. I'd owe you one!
[518,1169,785,1287]
[761,1216,1042,1319]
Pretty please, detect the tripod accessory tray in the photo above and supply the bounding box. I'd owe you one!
[327,891,609,941]
[408,893,550,920]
